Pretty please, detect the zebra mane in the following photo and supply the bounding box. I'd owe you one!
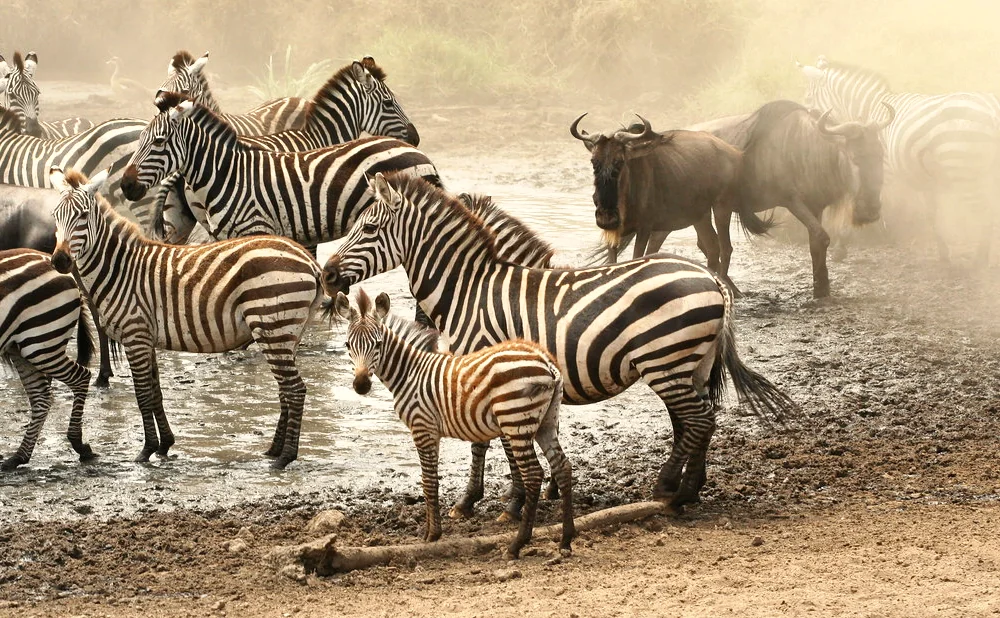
[158,96,243,149]
[62,169,89,188]
[387,173,551,266]
[300,58,388,125]
[459,193,554,267]
[67,170,167,242]
[171,50,196,70]
[11,51,23,73]
[823,60,892,91]
[353,288,441,353]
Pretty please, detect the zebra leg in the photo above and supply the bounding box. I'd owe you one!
[653,408,687,500]
[534,411,575,554]
[498,435,527,523]
[413,432,443,542]
[254,332,307,470]
[2,352,52,471]
[654,383,716,508]
[449,441,489,519]
[124,342,172,462]
[504,434,544,559]
[95,324,114,388]
[45,354,94,460]
[264,404,289,458]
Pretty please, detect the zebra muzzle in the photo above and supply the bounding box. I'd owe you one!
[120,166,148,201]
[51,245,73,274]
[322,255,350,296]
[353,372,372,395]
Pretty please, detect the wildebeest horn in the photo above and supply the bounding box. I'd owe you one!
[875,102,896,130]
[817,110,863,138]
[615,114,654,142]
[570,113,596,144]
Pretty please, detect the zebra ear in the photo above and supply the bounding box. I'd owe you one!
[374,293,390,320]
[49,166,68,192]
[334,292,354,321]
[23,52,37,77]
[83,169,110,198]
[190,52,210,76]
[351,61,375,91]
[170,100,196,121]
[371,173,402,212]
[800,64,824,80]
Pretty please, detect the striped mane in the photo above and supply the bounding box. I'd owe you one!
[388,174,555,266]
[354,288,441,353]
[300,58,388,126]
[66,170,164,243]
[171,50,196,70]
[459,193,554,267]
[157,94,243,149]
[824,60,892,91]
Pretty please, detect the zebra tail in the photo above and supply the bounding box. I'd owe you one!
[76,301,96,368]
[708,276,797,427]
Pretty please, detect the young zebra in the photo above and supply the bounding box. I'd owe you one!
[0,249,93,470]
[334,289,574,558]
[324,173,797,516]
[49,166,328,469]
[120,95,440,252]
[0,51,94,138]
[157,51,309,136]
[148,55,419,241]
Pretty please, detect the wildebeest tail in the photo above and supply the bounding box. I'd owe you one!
[708,274,797,427]
[734,202,775,237]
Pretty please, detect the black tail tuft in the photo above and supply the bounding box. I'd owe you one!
[75,308,95,368]
[735,206,775,238]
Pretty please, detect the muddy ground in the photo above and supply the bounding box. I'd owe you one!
[1,87,999,616]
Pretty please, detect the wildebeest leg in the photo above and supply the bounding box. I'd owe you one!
[713,207,741,296]
[693,214,721,274]
[645,230,670,255]
[786,202,831,298]
[632,229,650,260]
[450,441,489,519]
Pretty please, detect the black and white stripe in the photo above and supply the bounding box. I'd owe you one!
[0,51,94,139]
[0,248,93,470]
[50,167,328,469]
[335,289,574,558]
[800,56,1000,260]
[121,96,440,250]
[324,173,796,514]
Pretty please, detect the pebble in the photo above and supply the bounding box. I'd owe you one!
[306,510,347,534]
[223,538,248,554]
[493,568,522,582]
[751,536,765,547]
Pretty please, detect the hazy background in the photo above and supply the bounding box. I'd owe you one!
[5,0,1000,123]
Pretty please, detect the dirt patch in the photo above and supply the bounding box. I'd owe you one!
[2,93,999,616]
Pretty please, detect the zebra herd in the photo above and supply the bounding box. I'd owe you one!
[0,49,993,555]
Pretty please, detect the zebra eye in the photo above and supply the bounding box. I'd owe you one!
[362,223,378,234]
[152,136,166,146]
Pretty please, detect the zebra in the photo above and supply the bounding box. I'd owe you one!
[333,289,574,558]
[799,55,1000,264]
[0,51,94,139]
[148,55,420,240]
[49,166,328,469]
[119,94,441,252]
[323,173,797,517]
[157,51,309,136]
[0,248,94,470]
[0,105,145,204]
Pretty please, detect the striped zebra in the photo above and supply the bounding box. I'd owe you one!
[49,166,328,469]
[120,95,441,251]
[0,105,145,203]
[158,51,309,135]
[799,56,1000,263]
[334,289,574,558]
[0,249,94,470]
[323,173,797,515]
[0,51,94,138]
[148,55,419,240]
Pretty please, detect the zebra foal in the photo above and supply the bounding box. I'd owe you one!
[334,289,574,558]
[0,249,93,470]
[49,166,328,469]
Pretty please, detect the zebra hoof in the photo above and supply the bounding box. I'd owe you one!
[134,449,155,463]
[269,457,294,470]
[76,444,97,461]
[93,376,111,389]
[496,510,520,524]
[263,447,282,458]
[1,455,27,471]
[448,504,473,520]
[543,482,560,501]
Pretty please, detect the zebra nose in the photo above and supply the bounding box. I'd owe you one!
[322,255,349,295]
[51,247,73,274]
[353,374,372,395]
[404,123,420,147]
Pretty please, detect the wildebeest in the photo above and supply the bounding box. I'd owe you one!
[711,100,893,298]
[0,184,116,386]
[570,113,772,292]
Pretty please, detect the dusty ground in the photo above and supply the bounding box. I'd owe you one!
[1,90,999,616]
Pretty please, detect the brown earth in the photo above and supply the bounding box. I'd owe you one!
[1,95,999,617]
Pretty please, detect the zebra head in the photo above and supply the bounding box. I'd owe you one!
[156,51,212,108]
[334,288,391,395]
[347,57,419,146]
[323,172,409,297]
[49,167,109,275]
[122,94,193,201]
[3,52,41,136]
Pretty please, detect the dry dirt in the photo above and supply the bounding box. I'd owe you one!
[1,96,1000,617]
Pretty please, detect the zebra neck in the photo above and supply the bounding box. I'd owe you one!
[374,324,435,395]
[74,204,147,292]
[180,124,248,195]
[194,79,223,114]
[307,84,362,142]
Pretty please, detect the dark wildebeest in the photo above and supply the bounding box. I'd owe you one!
[0,184,117,386]
[570,113,772,293]
[709,100,893,298]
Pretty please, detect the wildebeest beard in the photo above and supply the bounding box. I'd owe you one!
[593,162,622,233]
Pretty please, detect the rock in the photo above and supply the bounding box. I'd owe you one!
[213,600,226,611]
[493,568,522,582]
[545,556,562,566]
[224,538,248,554]
[278,563,307,584]
[751,536,765,547]
[73,504,93,515]
[306,510,347,534]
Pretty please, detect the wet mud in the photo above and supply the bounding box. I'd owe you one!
[1,87,998,615]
